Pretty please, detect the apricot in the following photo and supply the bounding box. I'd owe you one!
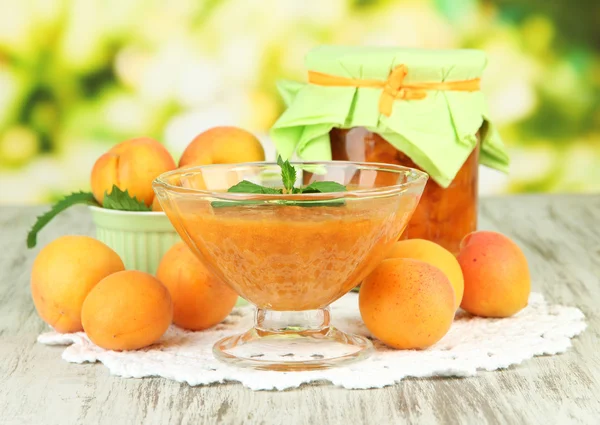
[81,270,173,351]
[178,126,265,168]
[31,236,125,333]
[387,239,464,308]
[156,242,237,330]
[151,196,163,212]
[359,258,455,349]
[458,231,530,317]
[91,137,176,206]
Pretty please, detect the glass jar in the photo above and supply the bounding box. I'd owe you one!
[330,127,479,254]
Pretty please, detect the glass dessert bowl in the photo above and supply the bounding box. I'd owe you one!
[153,161,427,371]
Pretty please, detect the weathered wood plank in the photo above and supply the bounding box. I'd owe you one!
[0,196,598,425]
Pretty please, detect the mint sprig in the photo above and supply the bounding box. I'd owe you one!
[27,191,99,248]
[27,185,152,248]
[211,156,347,208]
[102,185,151,212]
[277,155,296,194]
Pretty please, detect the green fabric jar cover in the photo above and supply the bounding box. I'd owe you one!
[270,46,509,188]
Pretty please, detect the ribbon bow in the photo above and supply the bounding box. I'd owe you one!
[308,64,481,117]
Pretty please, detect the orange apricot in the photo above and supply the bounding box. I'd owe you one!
[81,270,173,351]
[156,242,238,330]
[359,258,455,349]
[151,196,163,211]
[178,126,265,168]
[31,236,125,333]
[458,231,530,317]
[387,239,464,308]
[91,137,176,206]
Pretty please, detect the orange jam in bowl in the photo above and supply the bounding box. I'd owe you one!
[178,196,417,311]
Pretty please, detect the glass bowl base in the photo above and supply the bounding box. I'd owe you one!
[213,326,373,371]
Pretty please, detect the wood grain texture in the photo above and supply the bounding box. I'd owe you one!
[0,195,599,425]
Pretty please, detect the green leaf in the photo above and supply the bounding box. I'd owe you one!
[102,185,151,212]
[277,155,296,193]
[227,180,282,194]
[27,192,99,248]
[211,180,281,208]
[302,181,347,193]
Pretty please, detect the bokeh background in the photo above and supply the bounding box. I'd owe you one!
[1,0,599,204]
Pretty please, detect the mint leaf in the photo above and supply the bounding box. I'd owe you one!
[277,155,296,193]
[302,181,347,193]
[227,180,282,194]
[102,185,151,211]
[211,180,280,208]
[27,192,99,248]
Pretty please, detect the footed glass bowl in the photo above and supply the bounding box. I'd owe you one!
[153,161,427,371]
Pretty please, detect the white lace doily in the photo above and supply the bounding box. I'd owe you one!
[38,292,586,391]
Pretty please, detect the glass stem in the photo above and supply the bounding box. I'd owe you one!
[255,307,331,335]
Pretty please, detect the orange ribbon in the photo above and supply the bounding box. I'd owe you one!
[308,64,481,117]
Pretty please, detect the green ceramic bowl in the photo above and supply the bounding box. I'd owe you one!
[89,206,180,275]
[89,206,247,306]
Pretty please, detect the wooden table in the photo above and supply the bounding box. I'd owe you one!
[1,195,599,425]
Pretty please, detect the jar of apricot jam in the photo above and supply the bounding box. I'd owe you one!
[330,127,479,254]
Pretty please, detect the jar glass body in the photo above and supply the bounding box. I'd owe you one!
[330,127,479,254]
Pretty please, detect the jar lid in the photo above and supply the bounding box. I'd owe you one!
[270,46,509,188]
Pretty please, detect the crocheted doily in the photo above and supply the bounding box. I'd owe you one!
[38,292,586,391]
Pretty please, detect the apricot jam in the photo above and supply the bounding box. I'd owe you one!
[330,127,479,254]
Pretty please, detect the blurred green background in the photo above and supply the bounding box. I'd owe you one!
[1,0,599,204]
